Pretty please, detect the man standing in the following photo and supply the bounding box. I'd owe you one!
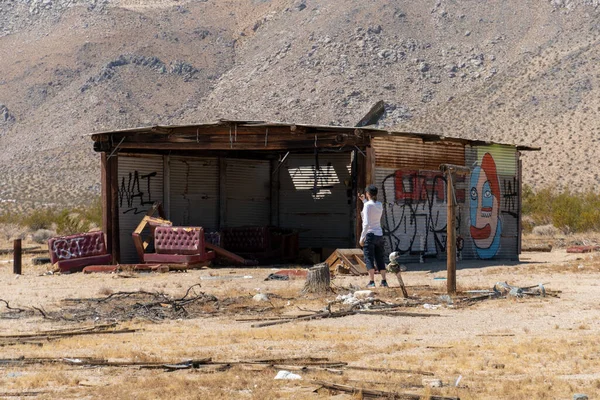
[359,185,388,288]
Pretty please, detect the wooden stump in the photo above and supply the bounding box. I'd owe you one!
[301,263,332,294]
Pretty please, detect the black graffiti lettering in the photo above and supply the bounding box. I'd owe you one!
[381,171,461,258]
[119,171,158,214]
[502,177,518,218]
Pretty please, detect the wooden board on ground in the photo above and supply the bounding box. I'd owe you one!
[326,249,368,276]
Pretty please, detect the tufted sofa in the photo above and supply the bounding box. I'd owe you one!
[142,226,215,265]
[48,231,112,273]
[220,226,298,263]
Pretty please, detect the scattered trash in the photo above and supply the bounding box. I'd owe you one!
[32,257,51,265]
[491,363,505,369]
[423,304,441,310]
[335,291,373,306]
[353,290,374,299]
[265,273,289,281]
[7,372,23,378]
[253,293,270,302]
[274,370,302,380]
[433,277,447,280]
[567,246,600,254]
[439,294,453,305]
[423,378,443,387]
[455,375,462,387]
[268,269,307,279]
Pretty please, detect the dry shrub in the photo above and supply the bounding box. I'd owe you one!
[32,228,56,244]
[532,224,559,237]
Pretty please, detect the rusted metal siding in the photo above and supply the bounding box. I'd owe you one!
[117,154,164,263]
[372,136,465,170]
[225,158,270,227]
[372,137,519,261]
[373,138,466,262]
[279,153,353,248]
[464,144,519,260]
[169,156,219,231]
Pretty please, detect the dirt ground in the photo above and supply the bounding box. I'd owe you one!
[1,244,599,399]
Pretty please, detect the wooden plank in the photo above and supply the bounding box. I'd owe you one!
[366,146,376,185]
[109,153,120,264]
[101,153,111,256]
[205,243,250,265]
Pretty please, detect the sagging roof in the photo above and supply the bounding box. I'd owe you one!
[89,119,540,152]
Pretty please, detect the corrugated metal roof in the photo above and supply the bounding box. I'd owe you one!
[89,119,540,151]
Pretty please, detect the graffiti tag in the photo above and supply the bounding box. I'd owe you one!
[119,171,157,214]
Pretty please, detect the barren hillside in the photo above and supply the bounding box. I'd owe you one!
[1,0,600,210]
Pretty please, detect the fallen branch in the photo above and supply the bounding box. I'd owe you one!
[250,307,439,328]
[313,380,460,400]
[0,324,138,345]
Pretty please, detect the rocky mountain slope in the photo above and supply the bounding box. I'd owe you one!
[1,0,600,210]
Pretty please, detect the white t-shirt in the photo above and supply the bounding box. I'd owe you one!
[360,199,383,243]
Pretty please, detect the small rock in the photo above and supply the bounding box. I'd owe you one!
[464,30,471,36]
[418,62,430,72]
[573,395,588,400]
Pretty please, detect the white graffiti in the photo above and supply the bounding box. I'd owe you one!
[52,238,85,260]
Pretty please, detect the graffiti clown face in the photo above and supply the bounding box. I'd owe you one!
[469,153,502,259]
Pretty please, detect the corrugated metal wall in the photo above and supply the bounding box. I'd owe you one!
[464,144,519,260]
[279,153,353,248]
[373,137,465,262]
[372,137,519,261]
[225,158,271,227]
[169,156,219,230]
[117,154,164,263]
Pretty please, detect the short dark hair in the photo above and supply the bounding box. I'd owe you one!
[366,185,378,197]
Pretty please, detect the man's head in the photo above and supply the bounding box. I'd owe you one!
[366,184,378,200]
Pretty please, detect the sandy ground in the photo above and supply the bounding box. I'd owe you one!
[0,246,599,399]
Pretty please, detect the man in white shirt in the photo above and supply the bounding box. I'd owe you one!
[359,185,388,288]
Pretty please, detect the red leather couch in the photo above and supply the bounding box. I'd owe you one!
[142,226,215,265]
[48,231,112,273]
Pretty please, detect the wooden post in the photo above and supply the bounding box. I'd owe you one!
[440,164,470,295]
[446,172,456,295]
[109,154,120,264]
[13,239,21,275]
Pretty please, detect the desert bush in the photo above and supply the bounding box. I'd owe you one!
[0,197,102,236]
[523,185,600,233]
[532,224,559,237]
[32,229,56,244]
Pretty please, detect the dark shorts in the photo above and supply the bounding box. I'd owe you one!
[363,233,386,271]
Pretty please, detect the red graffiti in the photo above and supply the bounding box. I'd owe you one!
[394,170,465,202]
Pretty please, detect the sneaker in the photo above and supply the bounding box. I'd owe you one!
[380,280,389,288]
[366,281,376,288]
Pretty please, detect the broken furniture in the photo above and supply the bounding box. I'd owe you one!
[131,203,172,262]
[220,226,279,263]
[141,226,215,267]
[48,231,112,273]
[325,249,368,276]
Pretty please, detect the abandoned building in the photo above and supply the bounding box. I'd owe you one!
[90,120,538,265]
